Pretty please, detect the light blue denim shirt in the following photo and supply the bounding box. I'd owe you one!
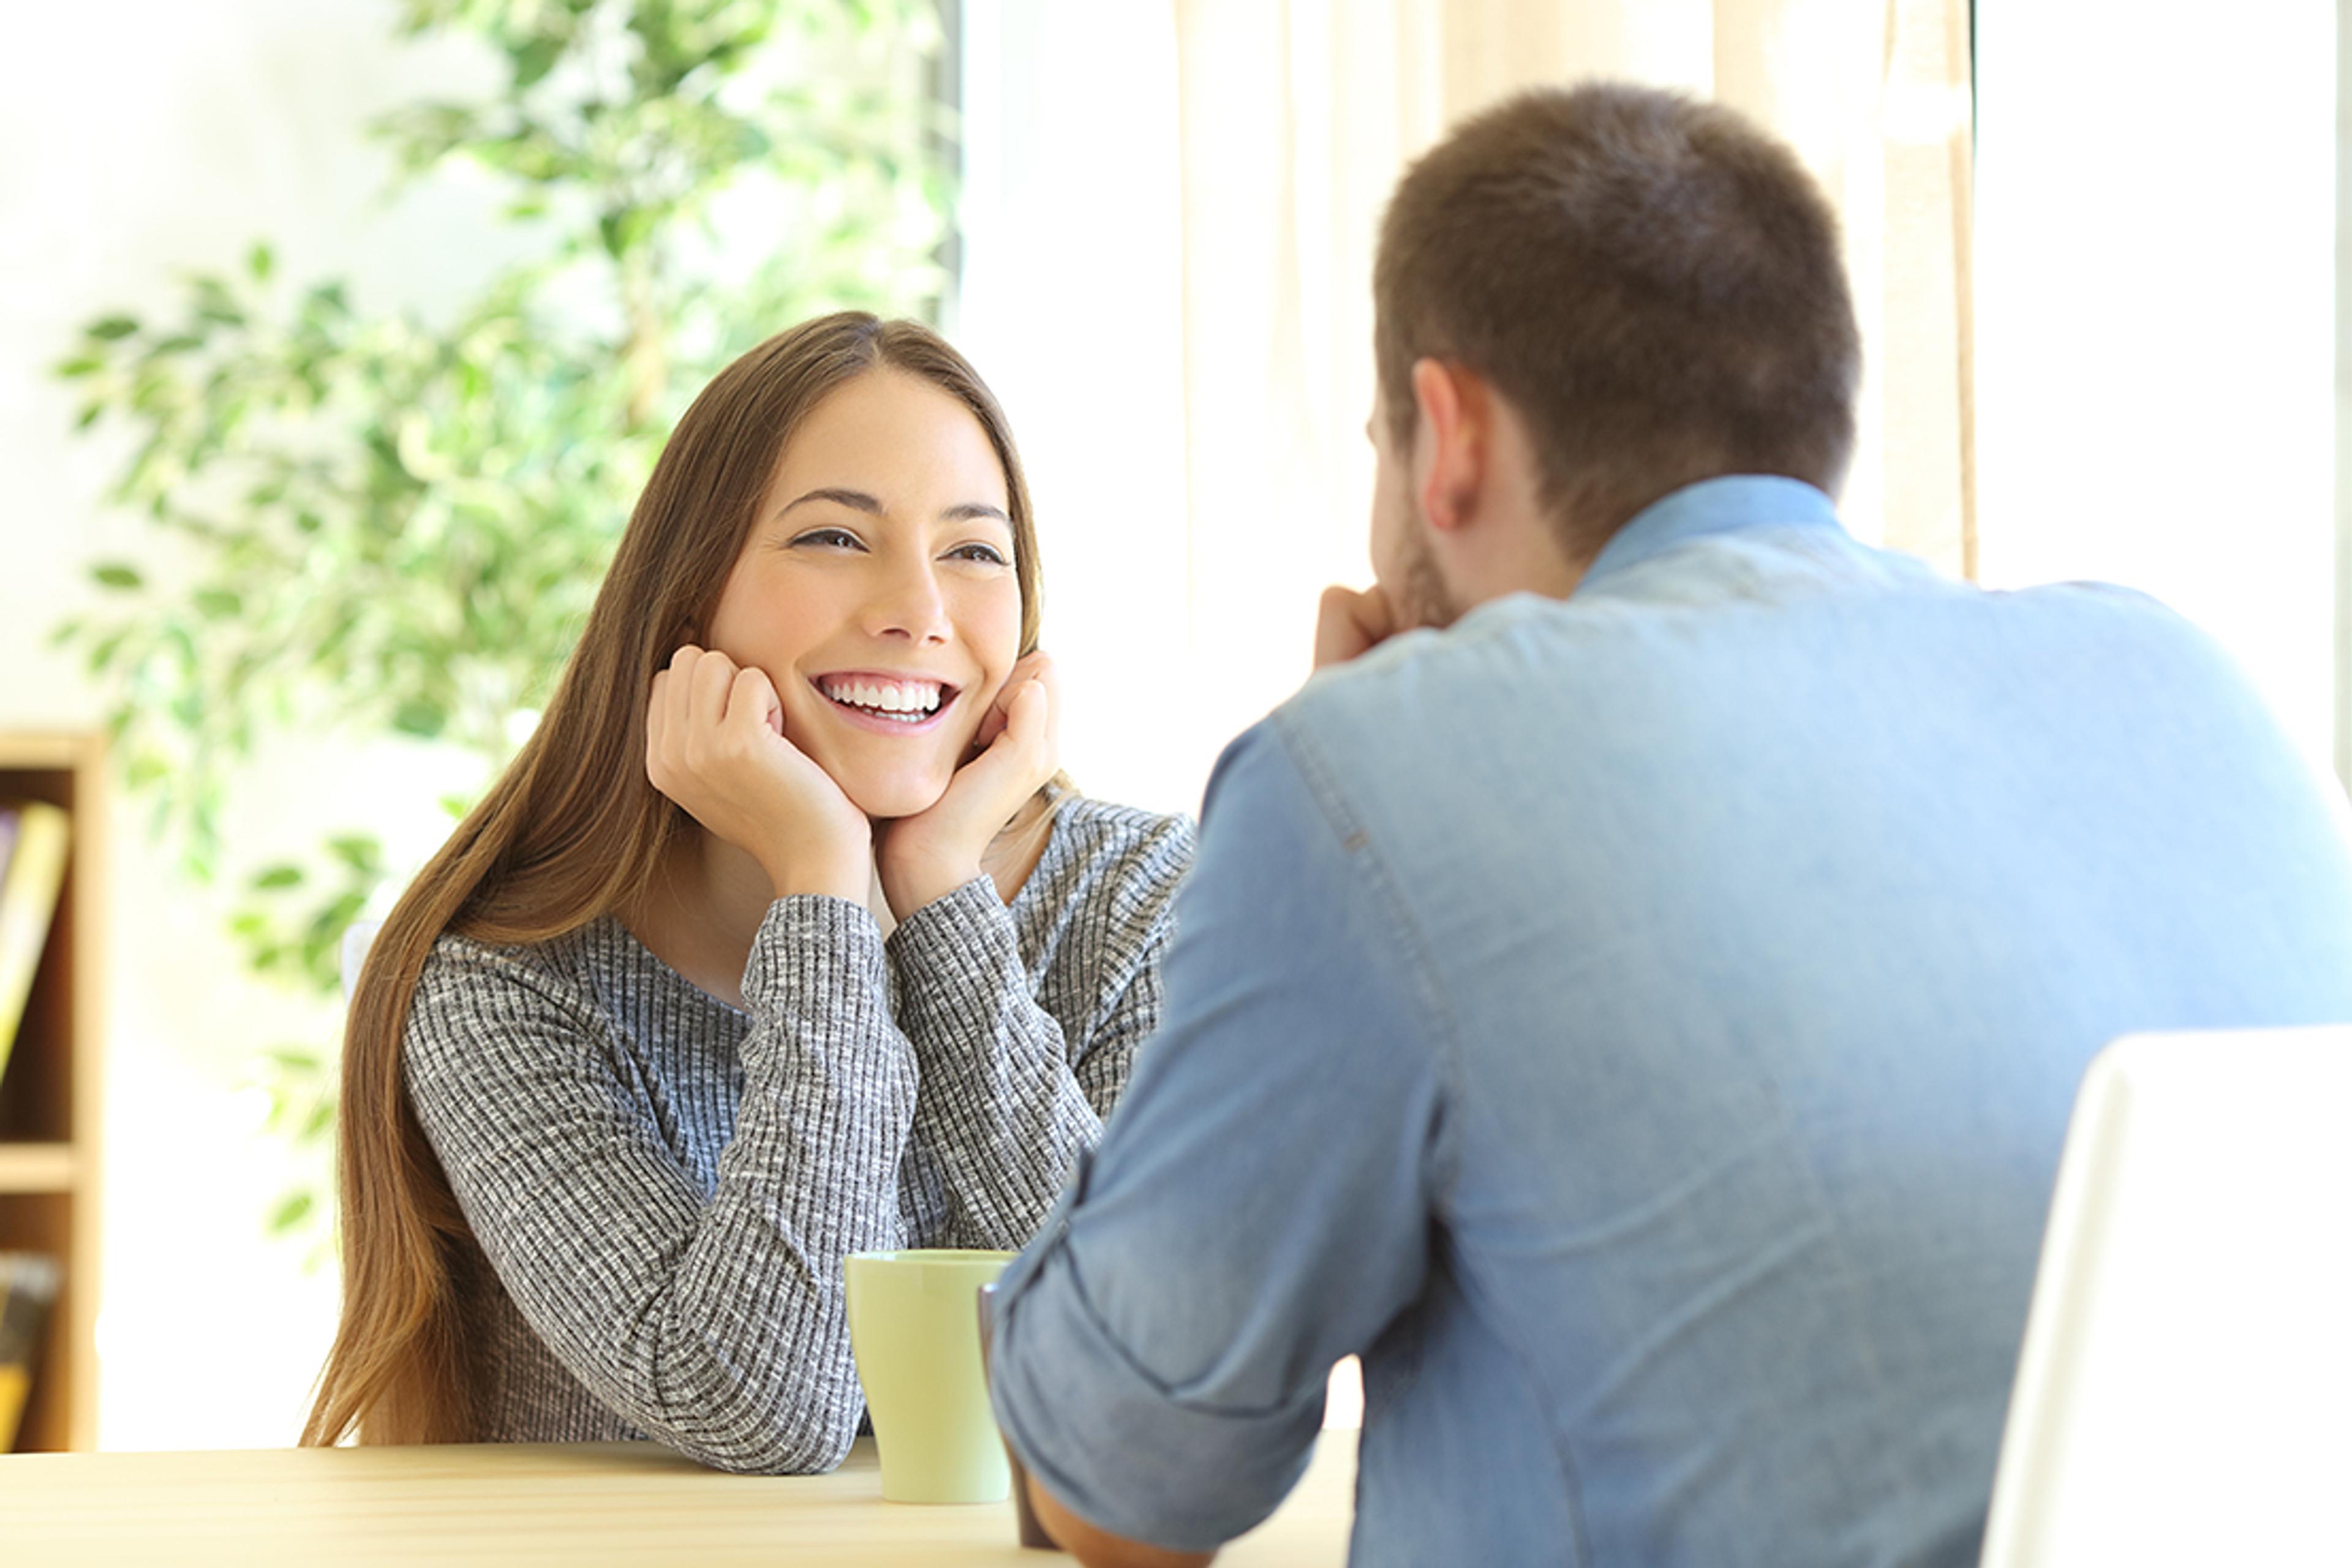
[987,477,2352,1567]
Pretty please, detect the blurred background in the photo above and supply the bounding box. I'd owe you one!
[0,0,2339,1450]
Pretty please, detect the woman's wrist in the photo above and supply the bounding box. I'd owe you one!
[880,851,981,919]
[760,841,872,905]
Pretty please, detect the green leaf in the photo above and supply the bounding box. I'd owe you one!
[51,0,962,1231]
[508,35,565,89]
[268,1191,315,1234]
[92,562,145,590]
[391,699,447,739]
[326,833,383,872]
[251,864,306,891]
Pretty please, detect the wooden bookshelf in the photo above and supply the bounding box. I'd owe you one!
[1,731,105,1451]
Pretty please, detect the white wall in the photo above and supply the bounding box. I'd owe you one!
[954,0,1213,816]
[0,0,510,1449]
[1975,2,2340,775]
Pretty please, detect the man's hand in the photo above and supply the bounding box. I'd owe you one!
[1027,1472,1216,1568]
[1313,582,1401,669]
[877,650,1061,918]
[645,645,872,902]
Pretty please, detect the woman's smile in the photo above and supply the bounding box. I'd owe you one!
[811,671,961,733]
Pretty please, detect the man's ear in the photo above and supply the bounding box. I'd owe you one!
[1410,358,1489,535]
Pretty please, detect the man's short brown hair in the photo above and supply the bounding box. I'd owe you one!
[1374,82,1862,562]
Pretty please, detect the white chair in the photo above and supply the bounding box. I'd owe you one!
[1979,1027,2352,1567]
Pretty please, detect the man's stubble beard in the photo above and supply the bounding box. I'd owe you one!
[1396,511,1464,633]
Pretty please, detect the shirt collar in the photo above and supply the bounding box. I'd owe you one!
[1578,475,1846,590]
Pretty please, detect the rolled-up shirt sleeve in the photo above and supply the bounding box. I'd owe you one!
[987,717,1452,1550]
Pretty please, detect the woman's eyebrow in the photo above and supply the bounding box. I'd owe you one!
[779,486,883,518]
[777,489,1006,526]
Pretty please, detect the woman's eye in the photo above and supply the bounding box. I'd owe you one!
[791,527,863,551]
[947,542,1009,566]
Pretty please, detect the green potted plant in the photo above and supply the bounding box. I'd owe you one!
[53,0,957,1251]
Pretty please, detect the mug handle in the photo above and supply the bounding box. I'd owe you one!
[977,1281,1063,1552]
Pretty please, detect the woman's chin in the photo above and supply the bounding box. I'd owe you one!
[838,772,952,823]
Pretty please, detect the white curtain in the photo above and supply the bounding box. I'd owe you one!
[1168,0,1979,734]
[957,1,1976,813]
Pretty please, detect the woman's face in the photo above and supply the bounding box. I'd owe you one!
[706,368,1022,820]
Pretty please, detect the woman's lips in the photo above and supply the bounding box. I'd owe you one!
[810,673,957,736]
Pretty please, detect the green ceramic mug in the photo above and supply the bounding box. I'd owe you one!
[843,1249,1017,1504]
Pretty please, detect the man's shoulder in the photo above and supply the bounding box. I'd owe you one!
[1261,565,2260,834]
[1267,593,1667,760]
[1290,568,2217,716]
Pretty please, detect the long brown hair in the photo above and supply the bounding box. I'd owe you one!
[301,312,1044,1447]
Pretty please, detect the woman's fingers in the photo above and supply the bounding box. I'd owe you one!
[644,644,870,897]
[726,664,784,739]
[1029,652,1062,756]
[1001,676,1049,752]
[648,644,769,793]
[960,676,1055,807]
[646,668,673,760]
[687,646,740,736]
[977,649,1055,751]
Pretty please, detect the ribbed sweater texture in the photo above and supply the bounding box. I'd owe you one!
[402,796,1194,1472]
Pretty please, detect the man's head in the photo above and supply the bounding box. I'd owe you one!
[1366,82,1861,624]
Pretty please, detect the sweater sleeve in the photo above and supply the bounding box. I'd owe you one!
[884,811,1193,1249]
[402,896,914,1474]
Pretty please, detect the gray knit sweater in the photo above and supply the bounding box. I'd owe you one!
[402,796,1194,1473]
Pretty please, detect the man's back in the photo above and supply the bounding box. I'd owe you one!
[988,477,2352,1566]
[1289,477,2352,1562]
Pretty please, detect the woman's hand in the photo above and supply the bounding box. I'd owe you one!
[646,646,872,902]
[878,650,1061,918]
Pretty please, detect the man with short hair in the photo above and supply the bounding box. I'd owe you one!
[984,83,2352,1567]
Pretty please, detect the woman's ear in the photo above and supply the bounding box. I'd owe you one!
[1410,358,1491,536]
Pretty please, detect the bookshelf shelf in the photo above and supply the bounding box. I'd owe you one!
[0,1143,77,1194]
[1,731,105,1452]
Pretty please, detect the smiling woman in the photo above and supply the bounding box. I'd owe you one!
[299,312,1194,1471]
[709,369,1027,823]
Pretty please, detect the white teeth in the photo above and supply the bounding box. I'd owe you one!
[821,677,943,717]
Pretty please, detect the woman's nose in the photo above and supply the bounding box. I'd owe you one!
[861,556,952,644]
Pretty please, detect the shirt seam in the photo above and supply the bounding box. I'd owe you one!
[1265,709,1596,1567]
[1262,714,1465,1213]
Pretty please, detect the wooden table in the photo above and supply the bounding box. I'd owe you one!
[0,1431,1357,1565]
